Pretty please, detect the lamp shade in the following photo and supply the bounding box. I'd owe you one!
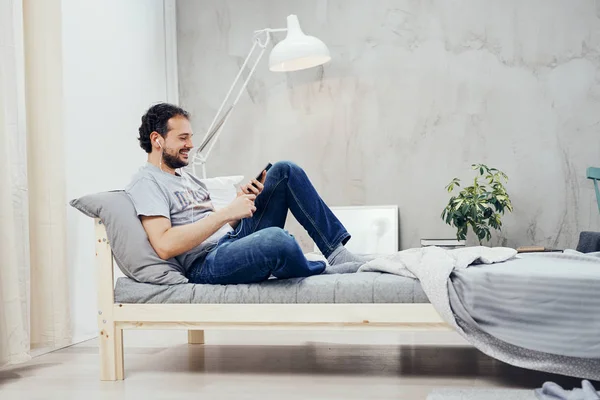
[269,15,331,72]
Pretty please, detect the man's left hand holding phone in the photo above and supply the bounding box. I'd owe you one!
[238,163,272,198]
[230,163,271,229]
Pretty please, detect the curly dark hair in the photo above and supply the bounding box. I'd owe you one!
[138,103,190,153]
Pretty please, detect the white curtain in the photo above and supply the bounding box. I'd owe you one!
[1,0,73,367]
[0,0,31,367]
[23,0,72,352]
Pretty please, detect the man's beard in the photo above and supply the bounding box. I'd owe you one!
[162,150,188,169]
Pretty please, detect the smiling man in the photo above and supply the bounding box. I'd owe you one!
[125,103,366,285]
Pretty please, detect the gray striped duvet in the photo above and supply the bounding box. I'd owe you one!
[449,253,600,358]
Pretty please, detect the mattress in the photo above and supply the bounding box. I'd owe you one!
[449,253,600,358]
[114,272,429,304]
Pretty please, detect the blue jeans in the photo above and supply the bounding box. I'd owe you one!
[186,161,351,284]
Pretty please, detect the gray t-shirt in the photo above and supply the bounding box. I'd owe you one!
[125,163,233,271]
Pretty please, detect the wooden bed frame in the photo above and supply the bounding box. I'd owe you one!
[94,218,449,381]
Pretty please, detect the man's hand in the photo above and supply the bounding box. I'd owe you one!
[224,194,257,220]
[239,170,266,196]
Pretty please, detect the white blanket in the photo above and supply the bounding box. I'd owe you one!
[358,245,517,279]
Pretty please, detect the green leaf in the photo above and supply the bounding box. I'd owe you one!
[445,178,461,192]
[442,164,512,241]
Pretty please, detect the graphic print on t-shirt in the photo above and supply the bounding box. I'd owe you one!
[173,189,213,210]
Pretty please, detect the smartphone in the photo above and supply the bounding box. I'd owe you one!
[252,163,272,187]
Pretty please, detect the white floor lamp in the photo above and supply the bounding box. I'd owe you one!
[191,14,331,178]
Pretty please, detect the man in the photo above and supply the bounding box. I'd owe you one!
[126,103,365,285]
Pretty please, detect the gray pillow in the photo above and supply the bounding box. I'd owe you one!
[70,190,188,285]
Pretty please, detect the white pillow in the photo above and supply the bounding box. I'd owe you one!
[200,175,244,210]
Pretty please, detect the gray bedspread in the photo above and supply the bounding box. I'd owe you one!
[114,271,429,304]
[450,253,600,358]
[360,247,600,380]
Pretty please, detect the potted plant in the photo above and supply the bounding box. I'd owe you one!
[441,164,513,244]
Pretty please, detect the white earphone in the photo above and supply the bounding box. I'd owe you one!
[156,138,164,172]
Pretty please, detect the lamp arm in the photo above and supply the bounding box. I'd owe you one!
[201,40,268,162]
[191,39,259,177]
[192,28,283,178]
[256,28,287,34]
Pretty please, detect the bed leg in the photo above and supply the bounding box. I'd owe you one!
[99,322,124,381]
[188,330,205,344]
[115,327,124,380]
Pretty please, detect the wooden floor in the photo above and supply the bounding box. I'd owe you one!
[0,329,591,399]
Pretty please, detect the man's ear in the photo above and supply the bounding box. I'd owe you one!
[150,132,162,147]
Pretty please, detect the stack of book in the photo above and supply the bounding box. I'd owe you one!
[420,239,466,249]
[516,246,562,253]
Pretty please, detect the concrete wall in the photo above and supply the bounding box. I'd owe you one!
[177,0,600,251]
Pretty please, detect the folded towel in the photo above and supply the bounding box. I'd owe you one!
[535,380,600,400]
